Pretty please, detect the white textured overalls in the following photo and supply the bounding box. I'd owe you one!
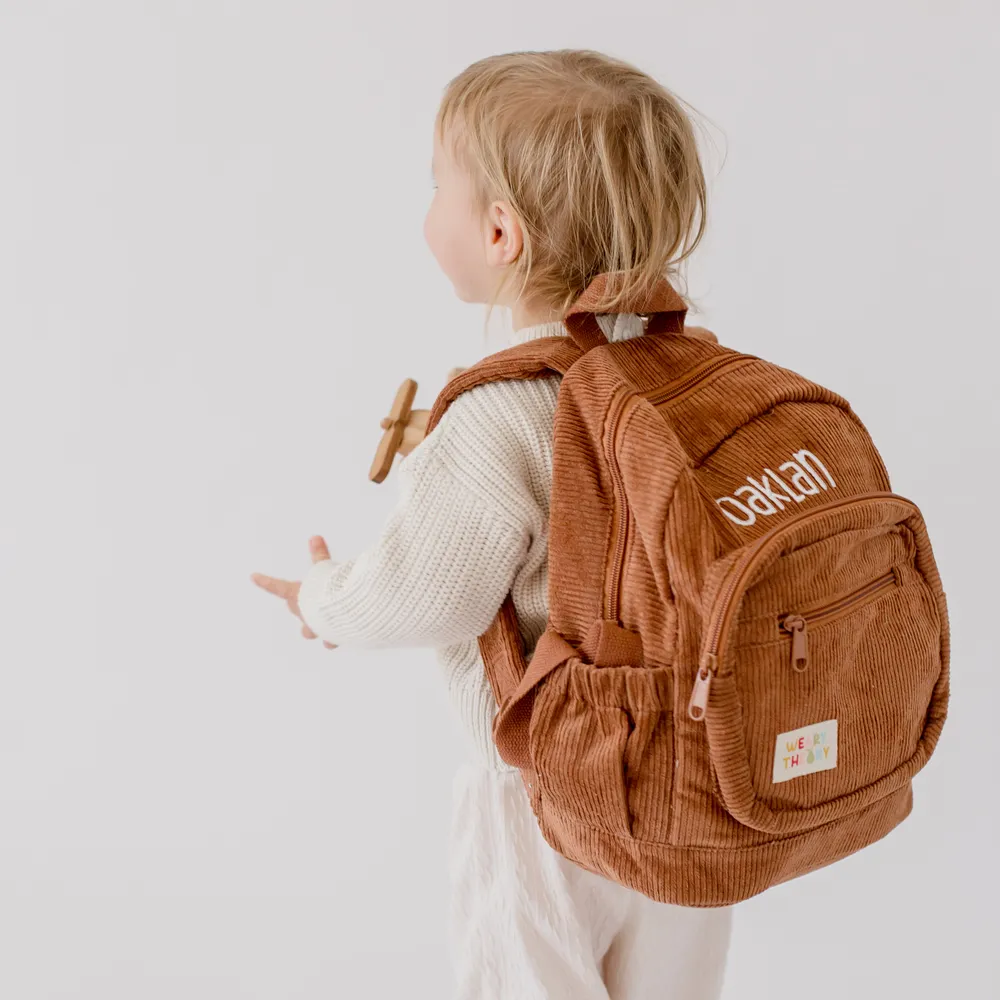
[445,758,735,1000]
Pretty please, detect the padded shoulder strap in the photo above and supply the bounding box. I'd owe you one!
[424,335,583,436]
[417,334,583,773]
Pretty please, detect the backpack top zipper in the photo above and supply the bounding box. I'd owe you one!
[643,353,757,408]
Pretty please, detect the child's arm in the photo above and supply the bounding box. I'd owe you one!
[296,384,533,650]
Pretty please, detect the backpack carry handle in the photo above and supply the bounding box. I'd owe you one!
[562,270,690,352]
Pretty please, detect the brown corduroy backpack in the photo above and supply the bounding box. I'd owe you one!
[423,271,950,907]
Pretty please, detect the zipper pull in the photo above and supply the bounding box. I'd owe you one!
[781,614,809,671]
[687,653,716,721]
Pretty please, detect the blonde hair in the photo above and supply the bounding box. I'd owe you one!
[434,49,717,332]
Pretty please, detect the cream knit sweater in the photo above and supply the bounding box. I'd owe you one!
[297,312,647,772]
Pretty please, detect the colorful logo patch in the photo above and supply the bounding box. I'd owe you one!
[773,719,838,783]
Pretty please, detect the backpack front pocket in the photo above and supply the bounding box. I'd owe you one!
[778,567,900,673]
[689,492,949,836]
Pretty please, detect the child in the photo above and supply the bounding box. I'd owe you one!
[260,49,734,999]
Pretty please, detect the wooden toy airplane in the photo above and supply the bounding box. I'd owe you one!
[369,325,717,483]
[368,366,466,482]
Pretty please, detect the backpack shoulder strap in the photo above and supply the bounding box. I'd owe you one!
[424,335,583,436]
[428,272,693,771]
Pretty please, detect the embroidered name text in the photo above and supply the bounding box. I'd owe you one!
[715,449,836,527]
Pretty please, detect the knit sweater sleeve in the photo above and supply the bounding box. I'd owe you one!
[296,383,533,649]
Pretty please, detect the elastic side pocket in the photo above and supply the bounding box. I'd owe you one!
[529,658,674,842]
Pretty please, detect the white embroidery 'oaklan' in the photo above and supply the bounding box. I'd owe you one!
[715,449,836,527]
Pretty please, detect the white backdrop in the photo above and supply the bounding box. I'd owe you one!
[1,2,996,997]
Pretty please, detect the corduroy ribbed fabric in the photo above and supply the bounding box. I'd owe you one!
[424,271,951,908]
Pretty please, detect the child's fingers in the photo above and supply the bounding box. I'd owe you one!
[399,425,423,455]
[251,573,297,599]
[309,536,331,562]
[301,622,337,649]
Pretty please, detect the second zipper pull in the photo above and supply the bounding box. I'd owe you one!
[781,614,809,671]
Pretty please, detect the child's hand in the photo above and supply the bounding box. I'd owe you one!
[250,536,338,649]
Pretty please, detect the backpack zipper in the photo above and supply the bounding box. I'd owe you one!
[643,353,756,407]
[604,388,635,623]
[687,491,916,721]
[779,568,899,672]
[602,353,757,623]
